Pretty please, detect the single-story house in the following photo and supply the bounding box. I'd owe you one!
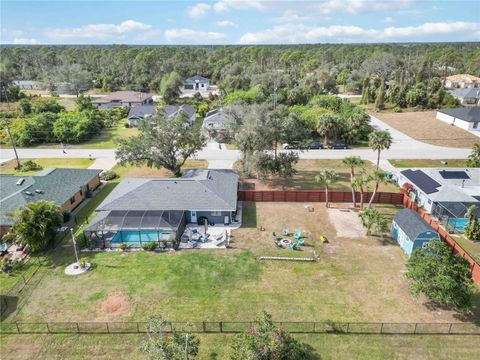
[0,168,101,236]
[397,168,480,218]
[436,107,480,131]
[449,88,480,105]
[12,80,41,90]
[84,169,239,249]
[445,74,480,89]
[391,208,440,256]
[202,108,233,133]
[164,104,196,125]
[127,105,157,127]
[184,75,210,92]
[93,91,153,109]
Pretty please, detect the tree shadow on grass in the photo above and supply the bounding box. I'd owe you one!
[241,202,257,229]
[0,295,18,321]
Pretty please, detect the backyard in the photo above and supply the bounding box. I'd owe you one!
[237,159,399,192]
[373,111,478,148]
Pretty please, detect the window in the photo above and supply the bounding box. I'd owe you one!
[80,189,83,196]
[70,195,76,204]
[211,211,221,216]
[473,122,478,129]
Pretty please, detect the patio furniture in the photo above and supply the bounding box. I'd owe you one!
[297,239,305,246]
[289,242,297,250]
[283,227,290,235]
[294,231,302,240]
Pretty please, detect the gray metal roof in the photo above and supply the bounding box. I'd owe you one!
[449,88,480,100]
[127,105,157,120]
[0,168,101,226]
[184,75,210,84]
[393,209,439,240]
[97,169,238,212]
[163,104,196,119]
[438,107,480,123]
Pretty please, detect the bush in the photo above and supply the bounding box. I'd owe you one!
[100,170,118,181]
[393,106,402,113]
[19,160,43,172]
[119,242,128,251]
[142,242,157,251]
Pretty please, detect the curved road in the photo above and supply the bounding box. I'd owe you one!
[0,115,472,171]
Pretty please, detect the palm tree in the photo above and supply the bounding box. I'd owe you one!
[315,168,338,208]
[368,130,393,170]
[352,174,370,210]
[367,170,389,208]
[342,156,366,208]
[317,113,341,145]
[467,143,480,167]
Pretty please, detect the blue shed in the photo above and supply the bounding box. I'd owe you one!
[391,209,440,256]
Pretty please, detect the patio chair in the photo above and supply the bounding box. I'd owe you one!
[294,230,302,240]
[289,242,297,250]
[297,239,305,246]
[283,227,290,236]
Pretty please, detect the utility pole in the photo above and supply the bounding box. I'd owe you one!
[6,126,21,169]
[185,333,189,360]
[70,228,80,264]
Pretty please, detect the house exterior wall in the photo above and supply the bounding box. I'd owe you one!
[446,81,480,89]
[186,210,233,225]
[436,112,474,131]
[60,175,101,213]
[391,222,414,255]
[411,231,440,254]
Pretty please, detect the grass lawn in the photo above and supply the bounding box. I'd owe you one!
[372,111,479,148]
[389,159,469,168]
[237,159,399,192]
[0,158,94,175]
[111,160,209,178]
[1,333,480,360]
[72,121,138,149]
[452,235,480,264]
[7,203,479,325]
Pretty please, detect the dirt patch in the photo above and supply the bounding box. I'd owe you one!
[98,293,131,317]
[327,208,365,238]
[373,110,478,148]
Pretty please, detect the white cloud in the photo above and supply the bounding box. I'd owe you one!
[187,3,211,19]
[13,37,38,44]
[215,20,236,28]
[164,28,227,43]
[44,20,152,41]
[273,10,313,23]
[381,17,394,24]
[214,0,265,13]
[239,21,480,44]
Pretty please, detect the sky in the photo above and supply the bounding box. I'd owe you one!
[1,0,479,45]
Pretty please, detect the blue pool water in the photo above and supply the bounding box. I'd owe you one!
[112,231,161,244]
[447,218,478,233]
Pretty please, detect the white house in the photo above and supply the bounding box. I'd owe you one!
[12,80,41,90]
[396,168,480,217]
[445,74,480,89]
[184,75,210,92]
[436,107,480,131]
[449,88,480,105]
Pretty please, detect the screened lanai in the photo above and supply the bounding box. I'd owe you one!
[84,210,186,249]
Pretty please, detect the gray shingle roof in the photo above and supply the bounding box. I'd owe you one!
[0,168,101,226]
[203,108,232,130]
[97,169,238,212]
[93,91,152,104]
[184,75,210,84]
[438,107,480,123]
[393,209,438,241]
[127,105,157,120]
[163,104,196,119]
[450,88,480,100]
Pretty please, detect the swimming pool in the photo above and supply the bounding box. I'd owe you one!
[447,218,477,233]
[112,231,163,245]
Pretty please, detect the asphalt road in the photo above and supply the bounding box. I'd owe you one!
[0,115,472,171]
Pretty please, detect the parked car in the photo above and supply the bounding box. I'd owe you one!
[282,142,301,150]
[309,142,323,149]
[328,143,348,149]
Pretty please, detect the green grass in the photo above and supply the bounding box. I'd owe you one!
[73,121,139,149]
[452,235,480,264]
[0,158,94,176]
[389,159,469,168]
[111,160,209,179]
[1,333,479,360]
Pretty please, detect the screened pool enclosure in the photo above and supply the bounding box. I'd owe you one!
[84,210,186,249]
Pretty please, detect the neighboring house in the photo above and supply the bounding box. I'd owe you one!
[163,104,196,125]
[391,208,440,256]
[396,168,480,218]
[0,168,101,236]
[436,107,480,131]
[184,75,210,92]
[93,91,153,109]
[84,169,239,249]
[12,80,41,90]
[202,108,233,133]
[449,88,480,105]
[127,105,157,127]
[445,74,480,89]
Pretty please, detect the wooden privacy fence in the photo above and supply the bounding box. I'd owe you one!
[1,321,479,336]
[238,190,404,204]
[403,194,480,285]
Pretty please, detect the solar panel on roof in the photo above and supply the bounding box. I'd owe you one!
[439,170,470,179]
[401,169,441,194]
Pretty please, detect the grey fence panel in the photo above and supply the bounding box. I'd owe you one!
[380,323,417,334]
[345,323,382,334]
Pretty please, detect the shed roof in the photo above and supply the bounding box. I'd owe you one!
[437,107,480,123]
[393,209,438,240]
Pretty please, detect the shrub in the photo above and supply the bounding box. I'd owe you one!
[142,242,157,251]
[124,122,130,128]
[119,242,128,251]
[0,256,11,273]
[100,170,118,181]
[19,160,43,172]
[393,106,402,113]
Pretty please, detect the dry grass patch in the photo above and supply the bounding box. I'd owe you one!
[98,293,132,318]
[373,111,478,148]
